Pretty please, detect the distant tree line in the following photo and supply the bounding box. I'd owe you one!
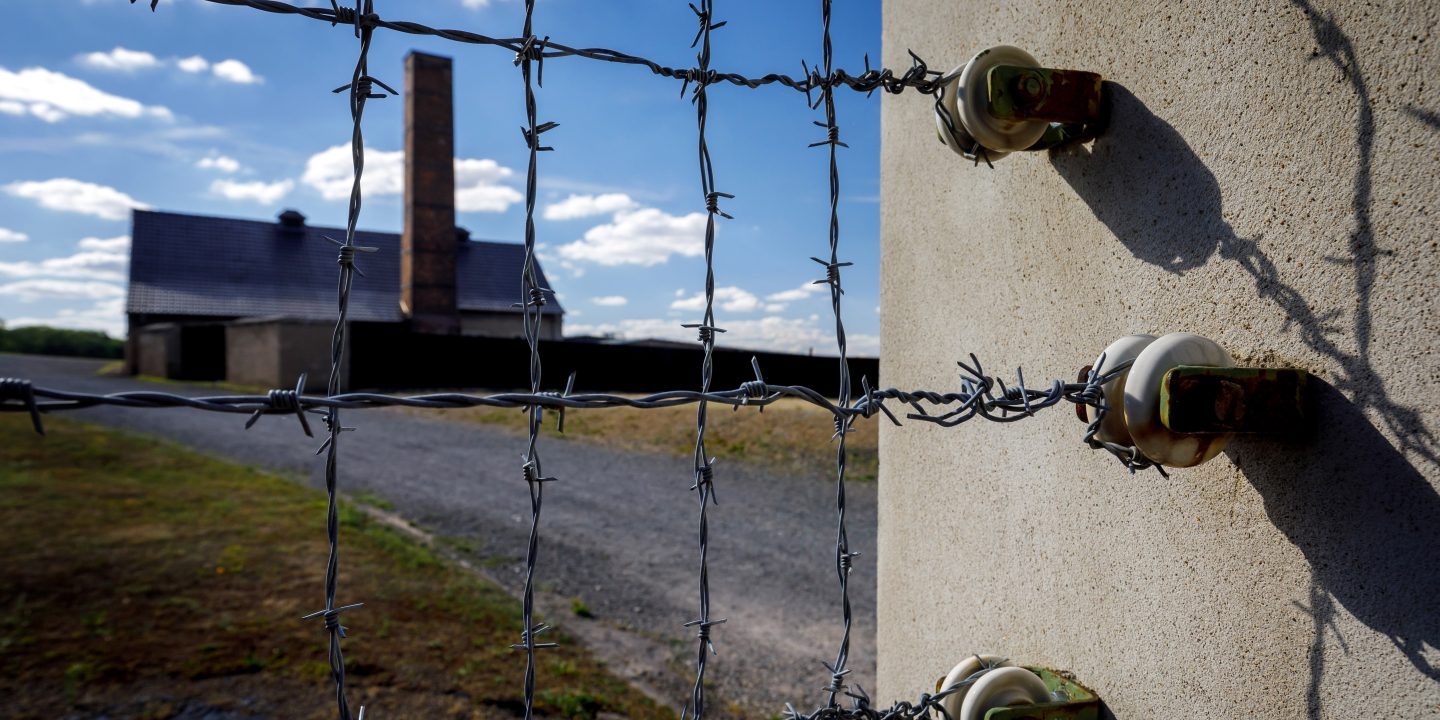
[0,323,123,359]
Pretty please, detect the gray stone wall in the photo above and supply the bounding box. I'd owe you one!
[878,0,1439,715]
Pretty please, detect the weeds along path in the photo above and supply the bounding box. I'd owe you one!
[0,354,878,717]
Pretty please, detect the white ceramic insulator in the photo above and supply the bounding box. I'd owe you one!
[1123,332,1236,468]
[958,666,1051,720]
[938,655,1012,718]
[1086,334,1158,445]
[957,46,1050,152]
[935,66,1011,164]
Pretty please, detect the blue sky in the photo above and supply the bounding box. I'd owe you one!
[0,0,883,356]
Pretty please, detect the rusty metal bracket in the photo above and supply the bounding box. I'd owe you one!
[987,65,1103,125]
[1160,366,1310,434]
[985,667,1101,720]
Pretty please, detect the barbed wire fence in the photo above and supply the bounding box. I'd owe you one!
[0,1,1163,718]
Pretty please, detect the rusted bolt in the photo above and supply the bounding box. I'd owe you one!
[1013,71,1045,105]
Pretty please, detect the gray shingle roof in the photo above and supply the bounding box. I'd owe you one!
[127,210,563,321]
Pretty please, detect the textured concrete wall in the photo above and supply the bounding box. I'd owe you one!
[134,325,179,379]
[226,319,333,392]
[878,1,1439,716]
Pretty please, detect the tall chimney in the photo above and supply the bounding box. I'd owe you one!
[402,51,459,333]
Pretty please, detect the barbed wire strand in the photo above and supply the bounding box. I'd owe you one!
[301,3,391,719]
[509,1,561,718]
[136,0,963,99]
[679,3,729,718]
[806,0,860,711]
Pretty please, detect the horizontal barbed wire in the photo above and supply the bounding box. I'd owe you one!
[130,0,961,98]
[0,358,1155,472]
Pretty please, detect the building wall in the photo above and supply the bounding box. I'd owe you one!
[878,1,1439,716]
[134,325,179,379]
[225,319,335,392]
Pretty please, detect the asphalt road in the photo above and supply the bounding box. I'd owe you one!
[1,354,877,716]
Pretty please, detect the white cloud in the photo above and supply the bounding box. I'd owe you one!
[77,49,261,85]
[211,59,262,85]
[765,303,786,312]
[78,47,161,72]
[766,282,825,303]
[196,154,241,173]
[0,279,124,302]
[0,66,173,123]
[556,207,706,266]
[302,144,521,212]
[564,315,879,357]
[3,178,148,221]
[455,158,523,212]
[591,295,628,306]
[210,178,293,204]
[671,286,762,313]
[6,298,125,338]
[79,235,130,251]
[176,56,210,74]
[0,250,129,282]
[461,0,493,7]
[544,193,638,221]
[0,228,28,243]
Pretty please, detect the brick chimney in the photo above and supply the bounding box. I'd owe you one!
[401,51,459,333]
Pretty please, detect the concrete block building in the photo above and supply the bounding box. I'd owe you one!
[125,52,562,389]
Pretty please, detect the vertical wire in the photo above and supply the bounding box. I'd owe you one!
[683,1,728,717]
[813,0,857,708]
[309,4,381,719]
[513,3,560,719]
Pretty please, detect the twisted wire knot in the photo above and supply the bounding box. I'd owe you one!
[741,380,766,400]
[302,602,363,639]
[809,121,849,149]
[333,74,396,100]
[520,121,560,152]
[682,68,720,98]
[703,191,734,219]
[268,388,299,412]
[688,3,727,48]
[510,622,558,651]
[514,35,546,66]
[0,377,44,435]
[837,549,860,573]
[810,257,853,294]
[521,458,557,484]
[684,323,726,344]
[822,661,852,695]
[684,616,727,654]
[328,0,356,27]
[248,374,315,438]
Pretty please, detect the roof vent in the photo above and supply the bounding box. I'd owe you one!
[456,226,471,244]
[277,209,307,228]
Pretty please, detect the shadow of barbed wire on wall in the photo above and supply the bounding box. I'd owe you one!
[1406,106,1440,131]
[1048,1,1439,712]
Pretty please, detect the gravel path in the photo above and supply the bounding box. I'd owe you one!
[2,354,877,716]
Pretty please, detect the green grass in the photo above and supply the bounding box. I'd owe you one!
[0,415,673,719]
[402,397,880,482]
